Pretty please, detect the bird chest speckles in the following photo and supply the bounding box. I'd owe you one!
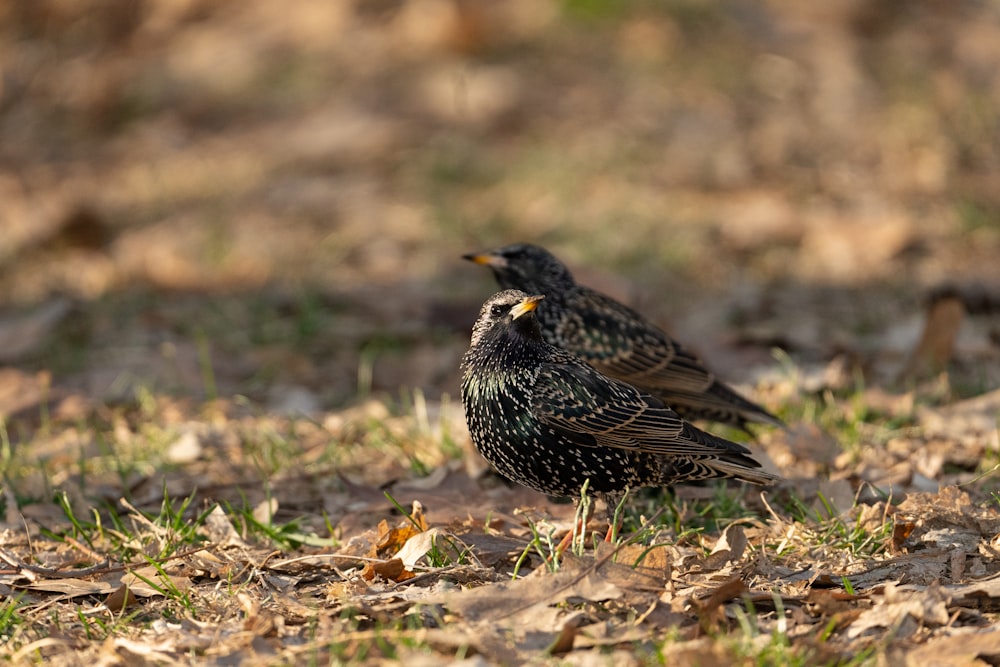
[463,370,536,435]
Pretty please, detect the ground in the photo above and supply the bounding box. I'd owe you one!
[2,1,1000,665]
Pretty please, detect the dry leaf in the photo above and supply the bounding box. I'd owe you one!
[780,423,843,468]
[704,524,747,569]
[812,479,856,517]
[375,506,430,559]
[545,616,580,655]
[121,567,193,598]
[361,557,414,583]
[394,527,469,569]
[660,636,737,665]
[694,576,746,632]
[919,388,1000,441]
[805,588,866,616]
[253,497,279,525]
[949,571,1000,603]
[847,583,950,639]
[201,504,248,547]
[905,628,1000,667]
[636,598,690,630]
[24,578,114,598]
[165,430,203,464]
[580,546,670,591]
[438,562,623,624]
[105,584,139,612]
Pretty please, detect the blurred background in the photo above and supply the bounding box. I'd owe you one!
[2,0,1000,417]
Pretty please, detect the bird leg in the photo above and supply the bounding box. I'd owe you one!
[601,490,629,543]
[604,522,617,543]
[554,503,619,553]
[554,519,582,556]
[554,489,596,556]
[555,487,628,555]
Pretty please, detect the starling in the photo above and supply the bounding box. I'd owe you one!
[461,290,778,507]
[464,243,782,431]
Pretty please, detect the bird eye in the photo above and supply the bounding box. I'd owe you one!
[490,304,506,317]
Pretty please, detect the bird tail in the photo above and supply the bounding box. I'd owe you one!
[665,383,785,432]
[668,420,781,486]
[702,458,780,485]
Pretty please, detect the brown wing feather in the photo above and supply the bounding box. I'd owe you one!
[531,357,751,460]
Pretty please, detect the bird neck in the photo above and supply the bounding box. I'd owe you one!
[511,314,545,344]
[474,318,547,367]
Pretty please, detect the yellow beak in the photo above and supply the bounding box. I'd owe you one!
[463,252,507,268]
[510,294,544,320]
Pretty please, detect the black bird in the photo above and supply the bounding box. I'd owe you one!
[464,243,782,432]
[461,290,778,508]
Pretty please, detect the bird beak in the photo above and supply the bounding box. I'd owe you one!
[510,294,544,320]
[463,252,507,268]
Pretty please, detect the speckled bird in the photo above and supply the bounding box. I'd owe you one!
[461,290,778,506]
[464,243,782,432]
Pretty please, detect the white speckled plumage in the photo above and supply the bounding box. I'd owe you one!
[461,289,778,501]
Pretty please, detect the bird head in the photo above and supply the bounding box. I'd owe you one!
[469,290,545,347]
[463,243,575,294]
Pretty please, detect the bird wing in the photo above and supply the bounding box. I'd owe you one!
[531,358,750,459]
[559,289,715,394]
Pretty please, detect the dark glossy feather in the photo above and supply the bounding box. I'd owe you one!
[460,289,779,501]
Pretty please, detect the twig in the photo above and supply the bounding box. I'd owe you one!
[64,536,108,564]
[0,545,216,579]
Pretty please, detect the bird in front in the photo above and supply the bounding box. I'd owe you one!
[460,289,778,525]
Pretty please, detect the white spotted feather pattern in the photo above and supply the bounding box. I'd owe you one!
[461,289,778,501]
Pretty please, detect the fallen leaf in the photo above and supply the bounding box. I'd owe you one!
[545,614,581,655]
[449,531,528,568]
[919,388,1000,442]
[847,582,950,639]
[805,588,867,616]
[438,560,623,624]
[660,636,738,665]
[580,546,670,591]
[253,497,279,525]
[24,578,114,598]
[694,576,746,632]
[636,598,690,630]
[949,571,1000,603]
[704,524,747,569]
[105,584,139,612]
[779,423,843,468]
[200,505,247,547]
[121,567,193,598]
[394,527,471,569]
[904,628,1000,667]
[894,486,1000,554]
[813,479,856,518]
[361,557,414,583]
[375,504,430,559]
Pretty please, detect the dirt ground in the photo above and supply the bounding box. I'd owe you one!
[2,1,1000,665]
